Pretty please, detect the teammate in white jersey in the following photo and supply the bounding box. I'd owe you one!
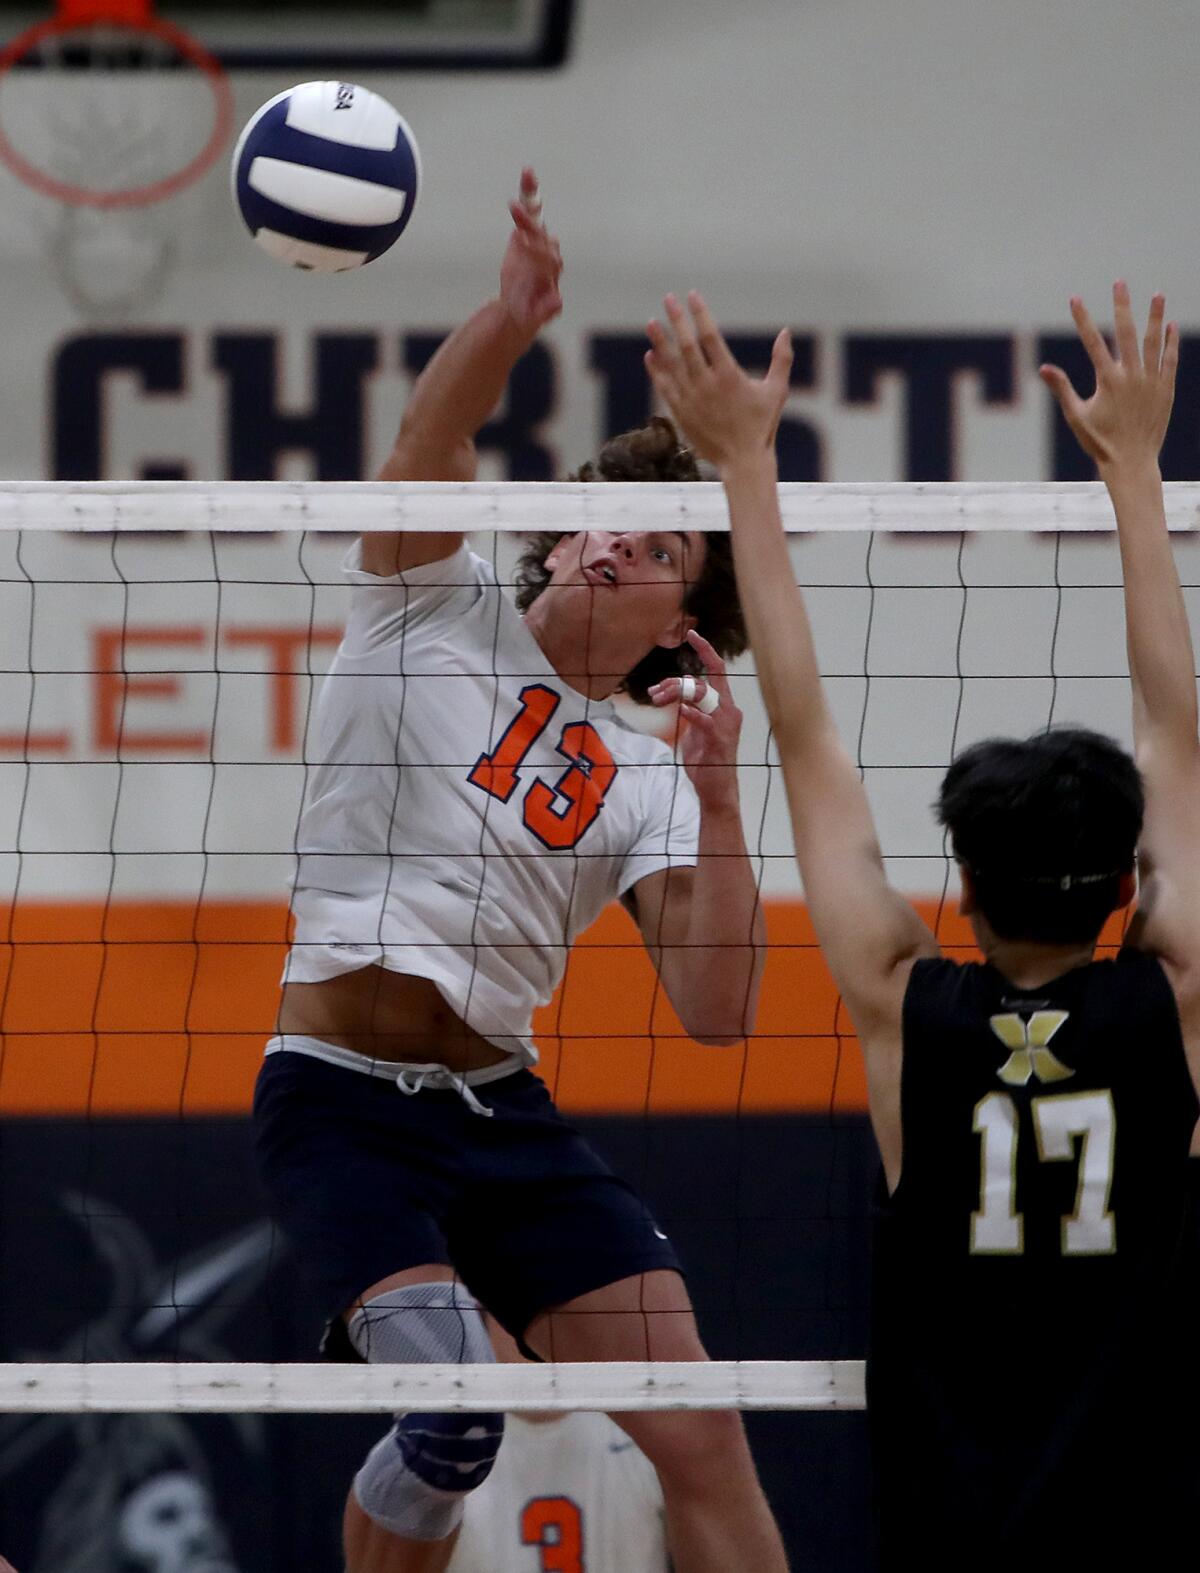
[252,171,788,1573]
[447,1320,669,1573]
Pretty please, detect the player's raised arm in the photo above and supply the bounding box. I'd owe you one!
[646,294,938,1072]
[364,168,563,575]
[1041,286,1200,1042]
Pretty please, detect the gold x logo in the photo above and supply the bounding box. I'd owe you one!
[988,1011,1074,1086]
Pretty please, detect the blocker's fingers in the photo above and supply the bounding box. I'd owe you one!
[1070,296,1114,377]
[645,350,681,410]
[686,291,736,371]
[646,321,684,384]
[1143,292,1166,373]
[1162,319,1180,391]
[664,293,706,375]
[1112,280,1139,369]
[765,326,794,393]
[1038,362,1084,421]
[646,317,675,356]
[518,166,543,214]
[509,199,543,235]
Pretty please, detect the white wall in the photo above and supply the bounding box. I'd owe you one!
[0,0,1197,903]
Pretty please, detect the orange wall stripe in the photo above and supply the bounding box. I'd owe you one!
[0,897,1130,1118]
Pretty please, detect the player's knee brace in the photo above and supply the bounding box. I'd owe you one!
[347,1281,504,1542]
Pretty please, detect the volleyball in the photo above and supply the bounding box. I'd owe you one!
[231,81,420,272]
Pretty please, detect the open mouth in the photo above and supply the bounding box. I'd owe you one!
[582,562,618,587]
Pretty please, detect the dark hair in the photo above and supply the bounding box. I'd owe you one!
[512,417,747,704]
[937,727,1143,945]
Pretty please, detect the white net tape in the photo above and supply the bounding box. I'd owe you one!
[0,479,1199,533]
[0,1360,865,1414]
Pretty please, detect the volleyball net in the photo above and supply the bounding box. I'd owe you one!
[0,479,1197,1422]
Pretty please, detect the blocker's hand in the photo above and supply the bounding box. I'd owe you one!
[500,167,563,336]
[1039,282,1178,473]
[649,630,743,810]
[645,292,792,470]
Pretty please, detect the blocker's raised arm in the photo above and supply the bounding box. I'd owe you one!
[648,292,938,1177]
[1041,285,1200,1082]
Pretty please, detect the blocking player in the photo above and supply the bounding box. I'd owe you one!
[647,284,1200,1564]
[252,174,788,1573]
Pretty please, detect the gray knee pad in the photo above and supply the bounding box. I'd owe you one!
[348,1282,504,1542]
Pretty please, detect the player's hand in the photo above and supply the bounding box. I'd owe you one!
[648,630,742,810]
[645,292,792,471]
[499,167,563,337]
[1039,283,1178,474]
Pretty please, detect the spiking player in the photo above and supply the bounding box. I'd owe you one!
[252,173,789,1573]
[647,284,1200,1564]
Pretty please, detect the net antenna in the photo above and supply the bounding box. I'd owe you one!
[0,0,234,315]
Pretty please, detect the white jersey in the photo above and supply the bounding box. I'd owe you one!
[285,542,700,1061]
[447,1412,669,1573]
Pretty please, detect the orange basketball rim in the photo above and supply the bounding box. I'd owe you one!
[0,0,234,209]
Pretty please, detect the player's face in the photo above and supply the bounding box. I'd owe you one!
[542,530,708,648]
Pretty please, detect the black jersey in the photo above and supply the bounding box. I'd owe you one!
[870,949,1200,1569]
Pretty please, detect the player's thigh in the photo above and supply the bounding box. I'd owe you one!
[525,1271,750,1485]
[523,1268,701,1362]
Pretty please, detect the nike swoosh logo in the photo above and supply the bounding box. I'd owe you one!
[652,1228,668,1240]
[608,1441,636,1453]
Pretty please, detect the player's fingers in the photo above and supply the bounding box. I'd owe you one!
[648,675,687,707]
[1112,280,1139,369]
[644,350,681,410]
[646,319,683,375]
[509,200,541,235]
[664,293,706,377]
[1162,320,1180,394]
[1038,363,1086,423]
[766,327,794,396]
[686,628,732,693]
[1070,296,1114,377]
[685,291,736,372]
[519,167,543,219]
[1143,292,1166,374]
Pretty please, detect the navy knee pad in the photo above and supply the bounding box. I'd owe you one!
[395,1410,505,1493]
[348,1281,504,1540]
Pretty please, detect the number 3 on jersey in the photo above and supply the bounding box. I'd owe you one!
[521,1497,584,1572]
[469,684,617,850]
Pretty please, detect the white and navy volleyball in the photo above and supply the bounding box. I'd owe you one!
[232,81,420,272]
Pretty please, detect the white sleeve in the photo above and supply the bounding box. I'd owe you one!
[339,540,494,655]
[618,753,701,894]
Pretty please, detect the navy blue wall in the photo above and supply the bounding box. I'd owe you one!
[0,1112,878,1571]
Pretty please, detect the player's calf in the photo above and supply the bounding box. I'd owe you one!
[348,1282,504,1542]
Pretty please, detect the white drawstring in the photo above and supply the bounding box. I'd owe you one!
[395,1064,495,1118]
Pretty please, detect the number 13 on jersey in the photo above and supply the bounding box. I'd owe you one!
[469,684,618,850]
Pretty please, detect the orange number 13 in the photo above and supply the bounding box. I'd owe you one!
[521,1496,585,1572]
[468,684,617,850]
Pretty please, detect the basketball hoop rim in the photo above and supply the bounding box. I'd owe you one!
[0,12,234,209]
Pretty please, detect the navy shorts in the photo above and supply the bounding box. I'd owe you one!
[252,1051,683,1348]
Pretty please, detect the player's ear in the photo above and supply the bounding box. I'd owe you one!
[957,862,977,916]
[655,610,697,651]
[542,534,571,573]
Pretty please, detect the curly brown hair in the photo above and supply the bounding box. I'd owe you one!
[513,417,747,704]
